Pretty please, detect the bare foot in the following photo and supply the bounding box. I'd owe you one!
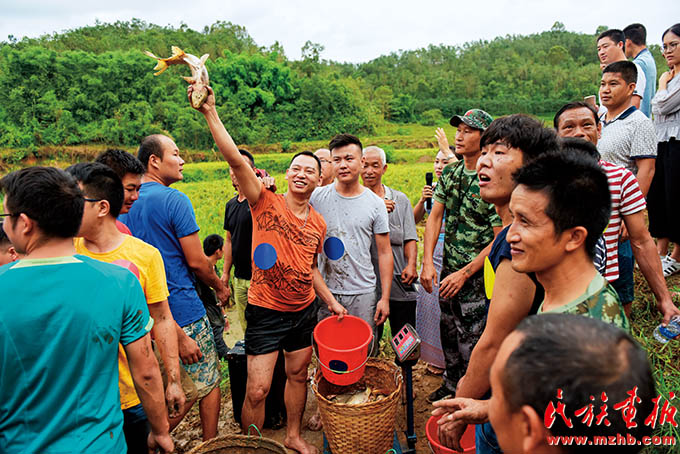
[306,412,322,431]
[284,435,320,454]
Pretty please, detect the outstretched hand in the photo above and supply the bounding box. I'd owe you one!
[432,397,489,451]
[432,397,490,425]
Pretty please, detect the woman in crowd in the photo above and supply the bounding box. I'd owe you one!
[649,23,680,277]
[414,128,456,376]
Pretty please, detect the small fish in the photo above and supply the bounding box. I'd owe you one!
[144,46,210,108]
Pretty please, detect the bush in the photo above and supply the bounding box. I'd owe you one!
[420,108,442,126]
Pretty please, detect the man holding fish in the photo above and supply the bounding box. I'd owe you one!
[189,83,346,454]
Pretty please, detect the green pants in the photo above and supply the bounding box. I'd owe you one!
[232,276,250,332]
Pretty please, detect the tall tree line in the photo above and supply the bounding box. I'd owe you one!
[0,20,666,149]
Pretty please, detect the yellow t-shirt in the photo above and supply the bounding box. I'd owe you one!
[75,235,170,410]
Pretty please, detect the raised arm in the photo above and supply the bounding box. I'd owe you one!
[413,185,434,223]
[654,69,680,115]
[190,86,262,205]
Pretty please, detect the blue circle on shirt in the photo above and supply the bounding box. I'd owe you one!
[324,237,345,260]
[253,243,277,270]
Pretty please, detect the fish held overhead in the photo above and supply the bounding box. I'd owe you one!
[144,46,210,109]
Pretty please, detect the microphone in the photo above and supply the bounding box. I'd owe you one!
[425,172,433,210]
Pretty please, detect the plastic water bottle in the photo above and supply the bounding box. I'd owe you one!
[653,315,680,344]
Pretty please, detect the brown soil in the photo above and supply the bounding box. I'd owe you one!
[171,358,443,454]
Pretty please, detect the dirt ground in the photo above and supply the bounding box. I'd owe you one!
[171,306,445,453]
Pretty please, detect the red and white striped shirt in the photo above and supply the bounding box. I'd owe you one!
[600,160,646,282]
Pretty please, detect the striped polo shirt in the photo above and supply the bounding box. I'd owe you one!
[600,160,646,282]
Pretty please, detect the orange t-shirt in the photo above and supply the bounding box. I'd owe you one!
[247,189,326,312]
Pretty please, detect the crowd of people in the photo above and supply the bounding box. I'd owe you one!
[0,21,679,454]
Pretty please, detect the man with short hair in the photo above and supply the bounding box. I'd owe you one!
[624,23,657,117]
[598,61,658,311]
[311,134,393,346]
[192,85,346,454]
[599,61,657,190]
[420,109,502,403]
[95,148,146,234]
[0,167,172,454]
[555,101,678,323]
[223,148,257,332]
[439,115,558,452]
[509,150,628,328]
[597,29,646,110]
[68,162,189,452]
[361,145,419,352]
[314,148,334,186]
[0,221,18,265]
[436,314,655,454]
[122,134,228,440]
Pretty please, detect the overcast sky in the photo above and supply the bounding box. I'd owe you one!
[1,0,676,63]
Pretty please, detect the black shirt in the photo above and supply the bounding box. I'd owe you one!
[223,195,253,280]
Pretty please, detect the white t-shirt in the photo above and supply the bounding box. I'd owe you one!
[310,184,389,295]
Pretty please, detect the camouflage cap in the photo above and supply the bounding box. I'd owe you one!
[450,109,494,131]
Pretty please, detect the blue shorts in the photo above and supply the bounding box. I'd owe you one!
[182,315,220,399]
[611,240,634,304]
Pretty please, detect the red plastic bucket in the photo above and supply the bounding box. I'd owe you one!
[426,416,476,453]
[313,315,373,386]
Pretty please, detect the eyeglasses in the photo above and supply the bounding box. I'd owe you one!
[83,198,102,203]
[0,213,16,218]
[663,41,679,53]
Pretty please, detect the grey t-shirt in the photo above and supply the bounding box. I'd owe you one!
[370,186,419,301]
[310,184,390,295]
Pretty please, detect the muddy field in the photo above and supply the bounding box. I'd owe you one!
[172,359,442,454]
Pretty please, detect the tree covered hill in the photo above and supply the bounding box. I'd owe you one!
[0,20,665,150]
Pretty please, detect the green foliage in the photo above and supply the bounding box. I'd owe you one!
[382,145,396,164]
[0,20,651,151]
[420,108,443,126]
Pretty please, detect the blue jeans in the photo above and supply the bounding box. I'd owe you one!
[476,421,502,454]
[611,240,634,304]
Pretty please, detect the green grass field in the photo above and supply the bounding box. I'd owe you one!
[176,151,680,452]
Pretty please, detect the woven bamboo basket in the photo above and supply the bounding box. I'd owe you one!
[312,358,402,454]
[187,433,288,454]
